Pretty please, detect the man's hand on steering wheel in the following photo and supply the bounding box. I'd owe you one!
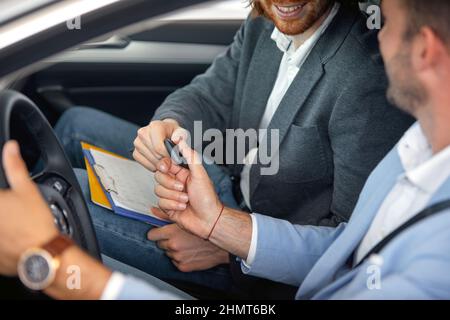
[0,141,58,276]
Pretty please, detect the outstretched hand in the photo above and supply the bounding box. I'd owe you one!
[152,139,223,240]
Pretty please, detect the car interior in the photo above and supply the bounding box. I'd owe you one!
[14,2,245,128]
[0,0,249,300]
[0,0,383,300]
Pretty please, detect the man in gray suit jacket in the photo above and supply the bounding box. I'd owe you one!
[55,0,413,298]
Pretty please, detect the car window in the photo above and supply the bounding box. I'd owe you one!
[161,0,251,21]
[0,0,59,26]
[122,0,250,46]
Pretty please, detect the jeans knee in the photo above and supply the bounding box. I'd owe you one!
[55,107,92,139]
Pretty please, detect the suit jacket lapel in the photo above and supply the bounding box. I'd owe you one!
[233,27,283,175]
[248,6,359,200]
[238,27,282,133]
[249,52,324,199]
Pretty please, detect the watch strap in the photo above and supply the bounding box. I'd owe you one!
[42,234,74,258]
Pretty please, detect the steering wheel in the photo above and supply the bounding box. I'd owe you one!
[0,90,100,298]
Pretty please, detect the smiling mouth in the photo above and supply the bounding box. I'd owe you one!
[274,3,306,19]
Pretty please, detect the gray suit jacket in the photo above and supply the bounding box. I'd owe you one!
[153,5,414,227]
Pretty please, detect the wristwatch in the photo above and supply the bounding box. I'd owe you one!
[18,234,74,291]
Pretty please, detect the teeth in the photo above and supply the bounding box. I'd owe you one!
[276,4,303,13]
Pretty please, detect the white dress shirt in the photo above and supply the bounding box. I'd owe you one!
[355,123,450,263]
[243,3,340,265]
[239,2,340,210]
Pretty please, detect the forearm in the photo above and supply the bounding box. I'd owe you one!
[208,207,252,260]
[44,246,111,300]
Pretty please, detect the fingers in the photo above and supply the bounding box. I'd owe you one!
[155,184,188,203]
[2,141,32,192]
[150,207,173,221]
[132,149,156,171]
[177,139,207,179]
[147,224,174,241]
[155,239,170,251]
[155,158,171,174]
[171,127,189,144]
[134,120,180,171]
[156,158,190,184]
[148,122,171,159]
[166,251,181,263]
[154,174,188,210]
[133,139,160,168]
[151,207,181,226]
[154,171,185,192]
[158,198,187,211]
[135,127,161,163]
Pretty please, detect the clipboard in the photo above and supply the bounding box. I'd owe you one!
[82,142,114,210]
[81,142,170,227]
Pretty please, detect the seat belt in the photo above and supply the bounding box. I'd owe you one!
[355,199,450,268]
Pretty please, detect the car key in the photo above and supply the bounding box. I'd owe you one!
[164,138,189,169]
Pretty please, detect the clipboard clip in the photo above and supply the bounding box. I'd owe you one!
[93,164,118,195]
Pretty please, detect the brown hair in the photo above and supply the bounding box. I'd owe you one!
[400,0,450,45]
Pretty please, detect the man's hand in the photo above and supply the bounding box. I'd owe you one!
[148,224,229,272]
[152,140,253,260]
[152,139,223,239]
[0,141,58,276]
[132,119,188,172]
[0,141,112,300]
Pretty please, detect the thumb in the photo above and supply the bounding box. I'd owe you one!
[177,139,208,180]
[171,127,189,144]
[2,141,32,192]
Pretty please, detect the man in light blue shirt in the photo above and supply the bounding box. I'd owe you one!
[0,0,449,300]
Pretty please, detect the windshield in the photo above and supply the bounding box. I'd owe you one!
[0,0,60,26]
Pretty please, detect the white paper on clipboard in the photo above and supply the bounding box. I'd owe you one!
[89,149,162,219]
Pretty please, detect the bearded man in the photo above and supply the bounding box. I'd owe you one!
[55,0,413,298]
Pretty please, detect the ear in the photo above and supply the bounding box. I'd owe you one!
[412,26,442,72]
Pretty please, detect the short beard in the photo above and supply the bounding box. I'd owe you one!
[261,0,334,36]
[386,47,428,116]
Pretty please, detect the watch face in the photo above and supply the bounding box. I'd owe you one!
[18,249,56,291]
[23,254,51,283]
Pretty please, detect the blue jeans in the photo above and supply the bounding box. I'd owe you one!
[54,107,240,292]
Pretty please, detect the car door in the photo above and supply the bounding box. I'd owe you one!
[19,0,249,126]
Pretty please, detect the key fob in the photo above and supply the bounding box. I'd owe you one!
[164,139,189,169]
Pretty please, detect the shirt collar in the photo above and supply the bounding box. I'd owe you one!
[398,122,450,193]
[270,2,340,60]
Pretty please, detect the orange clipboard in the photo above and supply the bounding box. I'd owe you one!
[81,142,127,210]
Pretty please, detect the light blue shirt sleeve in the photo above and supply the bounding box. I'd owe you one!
[241,213,347,286]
